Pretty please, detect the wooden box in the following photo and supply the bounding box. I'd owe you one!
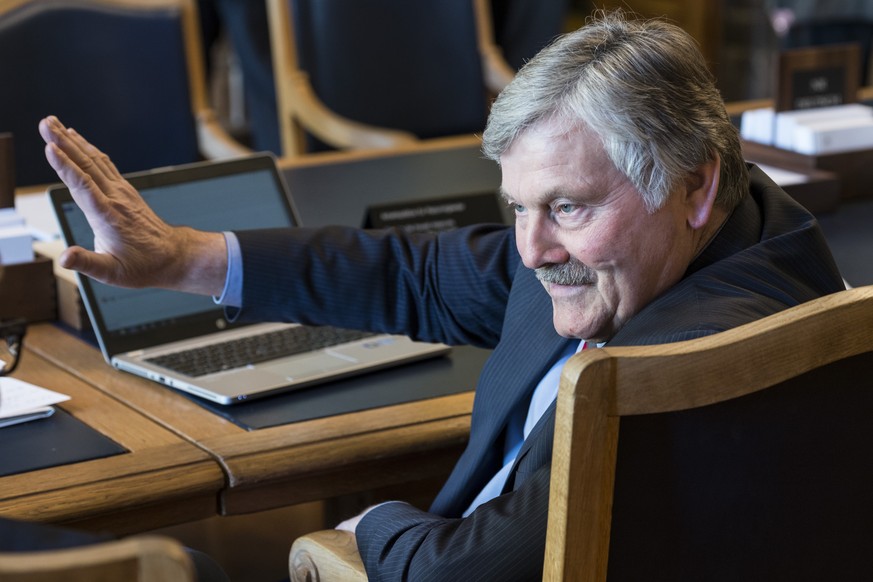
[0,254,57,323]
[743,139,873,202]
[56,273,90,332]
[31,240,91,331]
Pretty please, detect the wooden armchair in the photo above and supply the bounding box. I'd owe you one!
[266,0,515,157]
[290,285,873,581]
[0,0,249,187]
[0,535,194,581]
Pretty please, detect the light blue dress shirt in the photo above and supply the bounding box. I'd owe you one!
[463,339,586,516]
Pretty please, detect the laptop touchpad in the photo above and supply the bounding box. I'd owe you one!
[260,353,353,381]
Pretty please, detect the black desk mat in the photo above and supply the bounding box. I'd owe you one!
[0,407,126,477]
[186,345,491,430]
[58,323,489,431]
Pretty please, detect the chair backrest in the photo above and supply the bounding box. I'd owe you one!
[546,285,873,581]
[266,0,514,156]
[0,535,194,582]
[0,0,212,187]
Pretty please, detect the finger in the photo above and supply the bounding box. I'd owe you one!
[67,127,123,183]
[38,115,66,146]
[44,142,108,216]
[44,141,97,194]
[39,116,115,188]
[40,117,95,168]
[63,127,128,194]
[38,116,58,146]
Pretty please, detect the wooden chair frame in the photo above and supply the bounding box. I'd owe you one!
[546,284,873,580]
[265,0,515,157]
[0,535,194,582]
[289,285,873,581]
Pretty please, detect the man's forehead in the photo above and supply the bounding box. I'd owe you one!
[498,122,620,200]
[501,116,603,163]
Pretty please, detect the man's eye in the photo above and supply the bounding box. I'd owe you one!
[512,203,526,214]
[557,204,576,214]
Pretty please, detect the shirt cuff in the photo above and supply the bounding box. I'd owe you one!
[213,231,243,308]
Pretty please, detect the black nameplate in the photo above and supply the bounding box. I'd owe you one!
[364,192,505,233]
[791,66,846,109]
[776,43,860,112]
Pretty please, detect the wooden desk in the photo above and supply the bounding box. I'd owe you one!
[25,324,477,516]
[0,346,225,535]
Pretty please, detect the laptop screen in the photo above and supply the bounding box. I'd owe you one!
[50,154,299,355]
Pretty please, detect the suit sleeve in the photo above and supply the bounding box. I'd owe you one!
[356,463,551,582]
[232,224,519,347]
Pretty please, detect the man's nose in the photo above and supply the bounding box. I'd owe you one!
[518,216,569,269]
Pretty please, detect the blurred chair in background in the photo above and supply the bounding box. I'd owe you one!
[197,0,564,157]
[266,0,515,156]
[0,0,249,188]
[0,534,195,582]
[198,0,281,154]
[490,0,568,70]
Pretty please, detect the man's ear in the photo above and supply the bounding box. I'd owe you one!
[683,154,720,230]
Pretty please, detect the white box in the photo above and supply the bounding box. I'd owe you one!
[792,117,873,155]
[774,104,873,151]
[0,225,33,265]
[0,207,24,228]
[740,107,775,145]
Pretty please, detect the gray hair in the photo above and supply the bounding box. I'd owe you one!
[482,10,749,212]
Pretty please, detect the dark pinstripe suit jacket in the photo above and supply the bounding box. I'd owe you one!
[234,167,844,581]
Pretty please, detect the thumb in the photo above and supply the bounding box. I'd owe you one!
[59,246,120,286]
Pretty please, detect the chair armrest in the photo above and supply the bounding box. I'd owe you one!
[480,46,516,95]
[474,0,516,94]
[195,109,252,159]
[289,529,367,582]
[289,72,420,151]
[0,535,194,581]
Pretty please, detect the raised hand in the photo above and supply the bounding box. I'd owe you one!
[39,116,227,296]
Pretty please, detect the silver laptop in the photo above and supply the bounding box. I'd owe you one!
[49,153,450,405]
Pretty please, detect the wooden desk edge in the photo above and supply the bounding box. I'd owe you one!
[1,350,226,533]
[25,323,475,511]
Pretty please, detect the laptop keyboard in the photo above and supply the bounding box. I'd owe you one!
[145,325,377,377]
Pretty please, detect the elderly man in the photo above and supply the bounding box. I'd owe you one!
[40,11,842,581]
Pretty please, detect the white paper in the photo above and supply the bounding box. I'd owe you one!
[757,164,811,187]
[0,407,55,428]
[0,377,70,420]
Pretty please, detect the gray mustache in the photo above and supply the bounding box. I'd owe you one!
[535,261,597,285]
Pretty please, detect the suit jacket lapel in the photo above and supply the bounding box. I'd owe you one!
[475,268,569,432]
[431,265,570,515]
